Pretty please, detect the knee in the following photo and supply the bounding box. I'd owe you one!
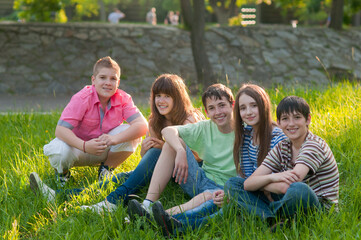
[224,177,245,192]
[289,182,316,203]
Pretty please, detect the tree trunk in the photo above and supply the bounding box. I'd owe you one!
[180,0,216,88]
[329,0,344,30]
[98,0,106,22]
[180,0,193,29]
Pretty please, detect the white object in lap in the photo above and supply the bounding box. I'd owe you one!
[44,124,141,173]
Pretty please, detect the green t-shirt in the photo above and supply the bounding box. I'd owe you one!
[176,120,236,186]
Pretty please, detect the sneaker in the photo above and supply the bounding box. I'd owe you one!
[55,170,71,187]
[98,163,114,182]
[80,200,117,214]
[152,201,183,237]
[128,199,152,222]
[29,172,56,202]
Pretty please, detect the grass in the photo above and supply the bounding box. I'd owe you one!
[1,82,361,239]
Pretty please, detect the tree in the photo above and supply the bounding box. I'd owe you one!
[329,0,344,29]
[180,0,217,88]
[14,0,63,22]
[207,0,239,25]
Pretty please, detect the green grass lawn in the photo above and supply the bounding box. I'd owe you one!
[1,82,361,239]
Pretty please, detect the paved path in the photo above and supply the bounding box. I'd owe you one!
[0,94,150,113]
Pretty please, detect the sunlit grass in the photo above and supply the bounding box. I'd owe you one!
[1,82,361,239]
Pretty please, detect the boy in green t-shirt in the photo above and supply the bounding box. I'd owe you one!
[128,83,237,222]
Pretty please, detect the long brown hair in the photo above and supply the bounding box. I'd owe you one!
[233,84,273,177]
[149,74,202,139]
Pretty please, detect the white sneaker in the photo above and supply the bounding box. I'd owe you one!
[80,200,117,214]
[29,172,56,202]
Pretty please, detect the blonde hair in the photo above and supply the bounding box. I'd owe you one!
[93,56,121,77]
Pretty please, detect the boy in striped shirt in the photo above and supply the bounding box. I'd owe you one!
[229,96,339,225]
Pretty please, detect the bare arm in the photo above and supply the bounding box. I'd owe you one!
[55,125,107,155]
[99,115,148,146]
[161,126,188,184]
[245,164,310,194]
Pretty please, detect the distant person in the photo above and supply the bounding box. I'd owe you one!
[171,11,180,25]
[108,8,125,23]
[164,11,174,25]
[146,7,157,25]
[43,56,148,185]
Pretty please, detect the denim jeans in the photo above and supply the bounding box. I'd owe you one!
[56,148,161,205]
[106,148,161,204]
[179,146,223,198]
[224,176,322,220]
[173,200,221,232]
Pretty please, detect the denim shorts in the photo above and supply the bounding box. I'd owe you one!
[178,146,223,198]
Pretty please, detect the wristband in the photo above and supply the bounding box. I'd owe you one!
[83,141,86,153]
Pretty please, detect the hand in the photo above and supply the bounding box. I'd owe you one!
[150,137,164,149]
[270,171,299,185]
[213,190,225,207]
[172,149,188,184]
[141,136,155,153]
[98,134,116,146]
[263,190,274,202]
[84,138,107,155]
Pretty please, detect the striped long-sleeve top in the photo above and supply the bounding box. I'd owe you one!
[241,125,287,178]
[262,131,339,210]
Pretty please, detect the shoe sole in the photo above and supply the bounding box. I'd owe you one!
[152,202,171,237]
[29,172,40,195]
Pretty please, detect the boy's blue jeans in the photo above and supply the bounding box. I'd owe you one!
[172,176,322,234]
[57,148,161,205]
[173,200,221,231]
[224,176,322,219]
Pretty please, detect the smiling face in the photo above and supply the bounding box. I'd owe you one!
[238,93,260,128]
[278,111,311,144]
[155,93,174,119]
[205,96,233,133]
[91,67,120,104]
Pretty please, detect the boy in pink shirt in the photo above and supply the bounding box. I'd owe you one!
[44,56,148,184]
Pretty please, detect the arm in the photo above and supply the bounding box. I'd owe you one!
[99,115,148,146]
[244,165,300,192]
[55,125,107,155]
[161,126,188,184]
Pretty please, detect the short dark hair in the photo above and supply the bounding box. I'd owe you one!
[201,83,234,109]
[276,96,310,120]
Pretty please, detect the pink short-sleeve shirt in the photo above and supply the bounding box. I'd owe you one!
[58,85,141,141]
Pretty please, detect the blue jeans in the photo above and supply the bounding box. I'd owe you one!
[56,171,132,198]
[224,176,322,220]
[179,146,223,198]
[106,148,161,204]
[173,200,221,231]
[57,148,162,205]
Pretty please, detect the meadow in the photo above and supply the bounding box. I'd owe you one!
[1,82,361,239]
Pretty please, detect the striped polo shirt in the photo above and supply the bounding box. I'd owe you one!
[262,131,339,210]
[240,126,287,178]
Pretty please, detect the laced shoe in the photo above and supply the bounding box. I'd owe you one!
[55,170,71,187]
[80,200,117,214]
[128,199,152,222]
[98,163,114,182]
[152,201,183,237]
[29,172,56,202]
